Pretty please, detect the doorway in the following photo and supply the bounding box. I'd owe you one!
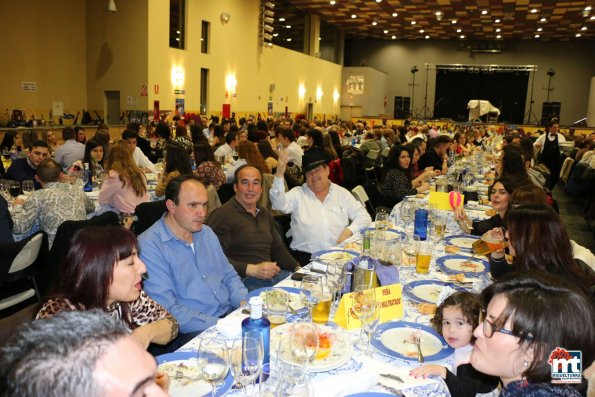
[105,91,120,125]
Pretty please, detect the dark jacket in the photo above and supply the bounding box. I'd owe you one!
[6,158,40,189]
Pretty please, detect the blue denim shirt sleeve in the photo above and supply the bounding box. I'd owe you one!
[139,218,247,334]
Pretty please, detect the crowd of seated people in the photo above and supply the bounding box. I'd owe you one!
[0,115,593,396]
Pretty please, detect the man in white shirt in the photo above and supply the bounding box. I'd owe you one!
[214,131,239,160]
[54,127,85,170]
[277,129,304,167]
[122,130,156,172]
[270,149,372,265]
[533,121,566,189]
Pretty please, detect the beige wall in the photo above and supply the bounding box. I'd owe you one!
[0,0,87,123]
[148,0,342,118]
[341,67,388,117]
[349,40,595,125]
[85,0,148,122]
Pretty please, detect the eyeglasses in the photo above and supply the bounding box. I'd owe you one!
[482,317,517,338]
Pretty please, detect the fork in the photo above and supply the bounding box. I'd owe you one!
[414,334,424,363]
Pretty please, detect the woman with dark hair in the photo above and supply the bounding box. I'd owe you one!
[498,146,533,187]
[328,130,343,158]
[470,273,594,396]
[211,125,226,150]
[453,132,471,155]
[257,140,278,173]
[322,133,338,161]
[83,138,105,177]
[155,142,192,197]
[36,226,178,349]
[488,204,595,300]
[455,176,525,236]
[306,129,325,152]
[98,140,149,213]
[174,124,192,153]
[194,143,225,190]
[380,145,430,205]
[0,131,22,158]
[190,124,208,146]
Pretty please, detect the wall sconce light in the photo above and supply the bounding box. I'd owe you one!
[316,87,323,101]
[226,74,238,94]
[333,89,340,103]
[220,12,231,23]
[298,84,306,99]
[107,0,116,12]
[171,67,185,87]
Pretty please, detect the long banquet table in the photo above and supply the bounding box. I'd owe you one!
[164,196,495,397]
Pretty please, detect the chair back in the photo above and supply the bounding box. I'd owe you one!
[134,200,167,236]
[366,149,380,161]
[10,233,43,273]
[351,185,370,205]
[381,147,390,158]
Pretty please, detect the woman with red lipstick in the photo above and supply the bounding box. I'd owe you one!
[470,273,594,396]
[410,291,499,396]
[36,226,178,350]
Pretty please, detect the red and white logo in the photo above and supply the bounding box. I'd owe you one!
[548,347,582,384]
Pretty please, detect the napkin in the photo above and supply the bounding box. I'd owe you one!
[312,359,378,397]
[376,263,400,286]
[215,313,245,338]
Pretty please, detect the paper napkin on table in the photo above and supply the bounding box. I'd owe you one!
[312,359,378,397]
[216,313,245,338]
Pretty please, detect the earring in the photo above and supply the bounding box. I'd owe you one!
[524,361,528,367]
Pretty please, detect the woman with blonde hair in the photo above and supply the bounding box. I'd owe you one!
[98,140,149,213]
[238,140,270,174]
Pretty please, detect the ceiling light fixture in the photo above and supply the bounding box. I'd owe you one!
[576,33,582,37]
[285,25,291,28]
[107,0,116,12]
[537,27,542,32]
[496,34,501,39]
[456,28,462,33]
[372,20,378,26]
[419,29,424,33]
[451,19,457,24]
[392,12,398,17]
[495,18,501,23]
[496,28,501,32]
[481,10,488,15]
[351,14,357,19]
[530,8,538,14]
[278,17,285,22]
[425,35,430,39]
[376,0,382,2]
[435,11,443,21]
[330,0,335,4]
[460,34,465,38]
[384,29,389,33]
[581,26,587,31]
[540,17,547,22]
[392,35,396,39]
[535,34,540,38]
[287,38,292,41]
[591,16,595,20]
[411,20,416,25]
[585,6,592,11]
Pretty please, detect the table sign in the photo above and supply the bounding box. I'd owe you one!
[428,191,465,211]
[335,284,403,330]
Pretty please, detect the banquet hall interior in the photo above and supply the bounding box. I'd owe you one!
[0,0,594,395]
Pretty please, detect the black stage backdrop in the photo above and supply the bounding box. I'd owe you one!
[433,70,529,124]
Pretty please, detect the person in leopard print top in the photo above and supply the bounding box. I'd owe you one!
[36,226,178,349]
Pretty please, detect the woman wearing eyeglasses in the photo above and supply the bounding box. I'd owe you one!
[471,273,594,396]
[488,204,595,304]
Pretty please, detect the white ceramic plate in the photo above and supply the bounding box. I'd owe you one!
[271,323,352,372]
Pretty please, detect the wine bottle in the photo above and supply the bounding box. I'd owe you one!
[352,231,379,290]
[83,163,93,192]
[241,296,270,367]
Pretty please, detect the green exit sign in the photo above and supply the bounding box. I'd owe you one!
[174,89,185,94]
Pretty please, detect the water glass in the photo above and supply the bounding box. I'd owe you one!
[431,213,446,243]
[400,234,416,267]
[400,200,415,231]
[289,322,319,365]
[197,338,229,397]
[22,180,34,196]
[276,363,312,397]
[265,288,289,328]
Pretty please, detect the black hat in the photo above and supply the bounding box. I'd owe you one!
[302,148,327,174]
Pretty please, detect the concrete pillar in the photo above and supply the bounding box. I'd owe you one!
[304,14,320,57]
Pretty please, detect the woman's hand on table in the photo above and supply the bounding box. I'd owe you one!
[246,262,281,279]
[409,364,447,380]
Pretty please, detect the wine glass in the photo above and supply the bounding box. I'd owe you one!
[400,200,415,232]
[289,322,318,366]
[230,336,263,397]
[299,275,323,322]
[375,210,390,238]
[362,300,381,355]
[197,338,229,397]
[243,330,264,393]
[8,181,21,198]
[22,180,34,196]
[351,286,376,351]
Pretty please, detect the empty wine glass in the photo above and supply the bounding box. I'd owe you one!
[362,300,381,355]
[375,210,390,236]
[230,336,263,397]
[351,286,377,351]
[300,274,323,322]
[21,180,34,196]
[197,338,229,397]
[400,200,415,231]
[243,330,264,393]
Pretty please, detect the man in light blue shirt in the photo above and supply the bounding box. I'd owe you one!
[139,175,247,337]
[53,127,85,170]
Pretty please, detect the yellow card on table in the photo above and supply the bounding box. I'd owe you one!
[429,191,465,211]
[334,284,403,330]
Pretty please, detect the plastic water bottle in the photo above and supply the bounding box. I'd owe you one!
[241,297,270,367]
[413,208,428,240]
